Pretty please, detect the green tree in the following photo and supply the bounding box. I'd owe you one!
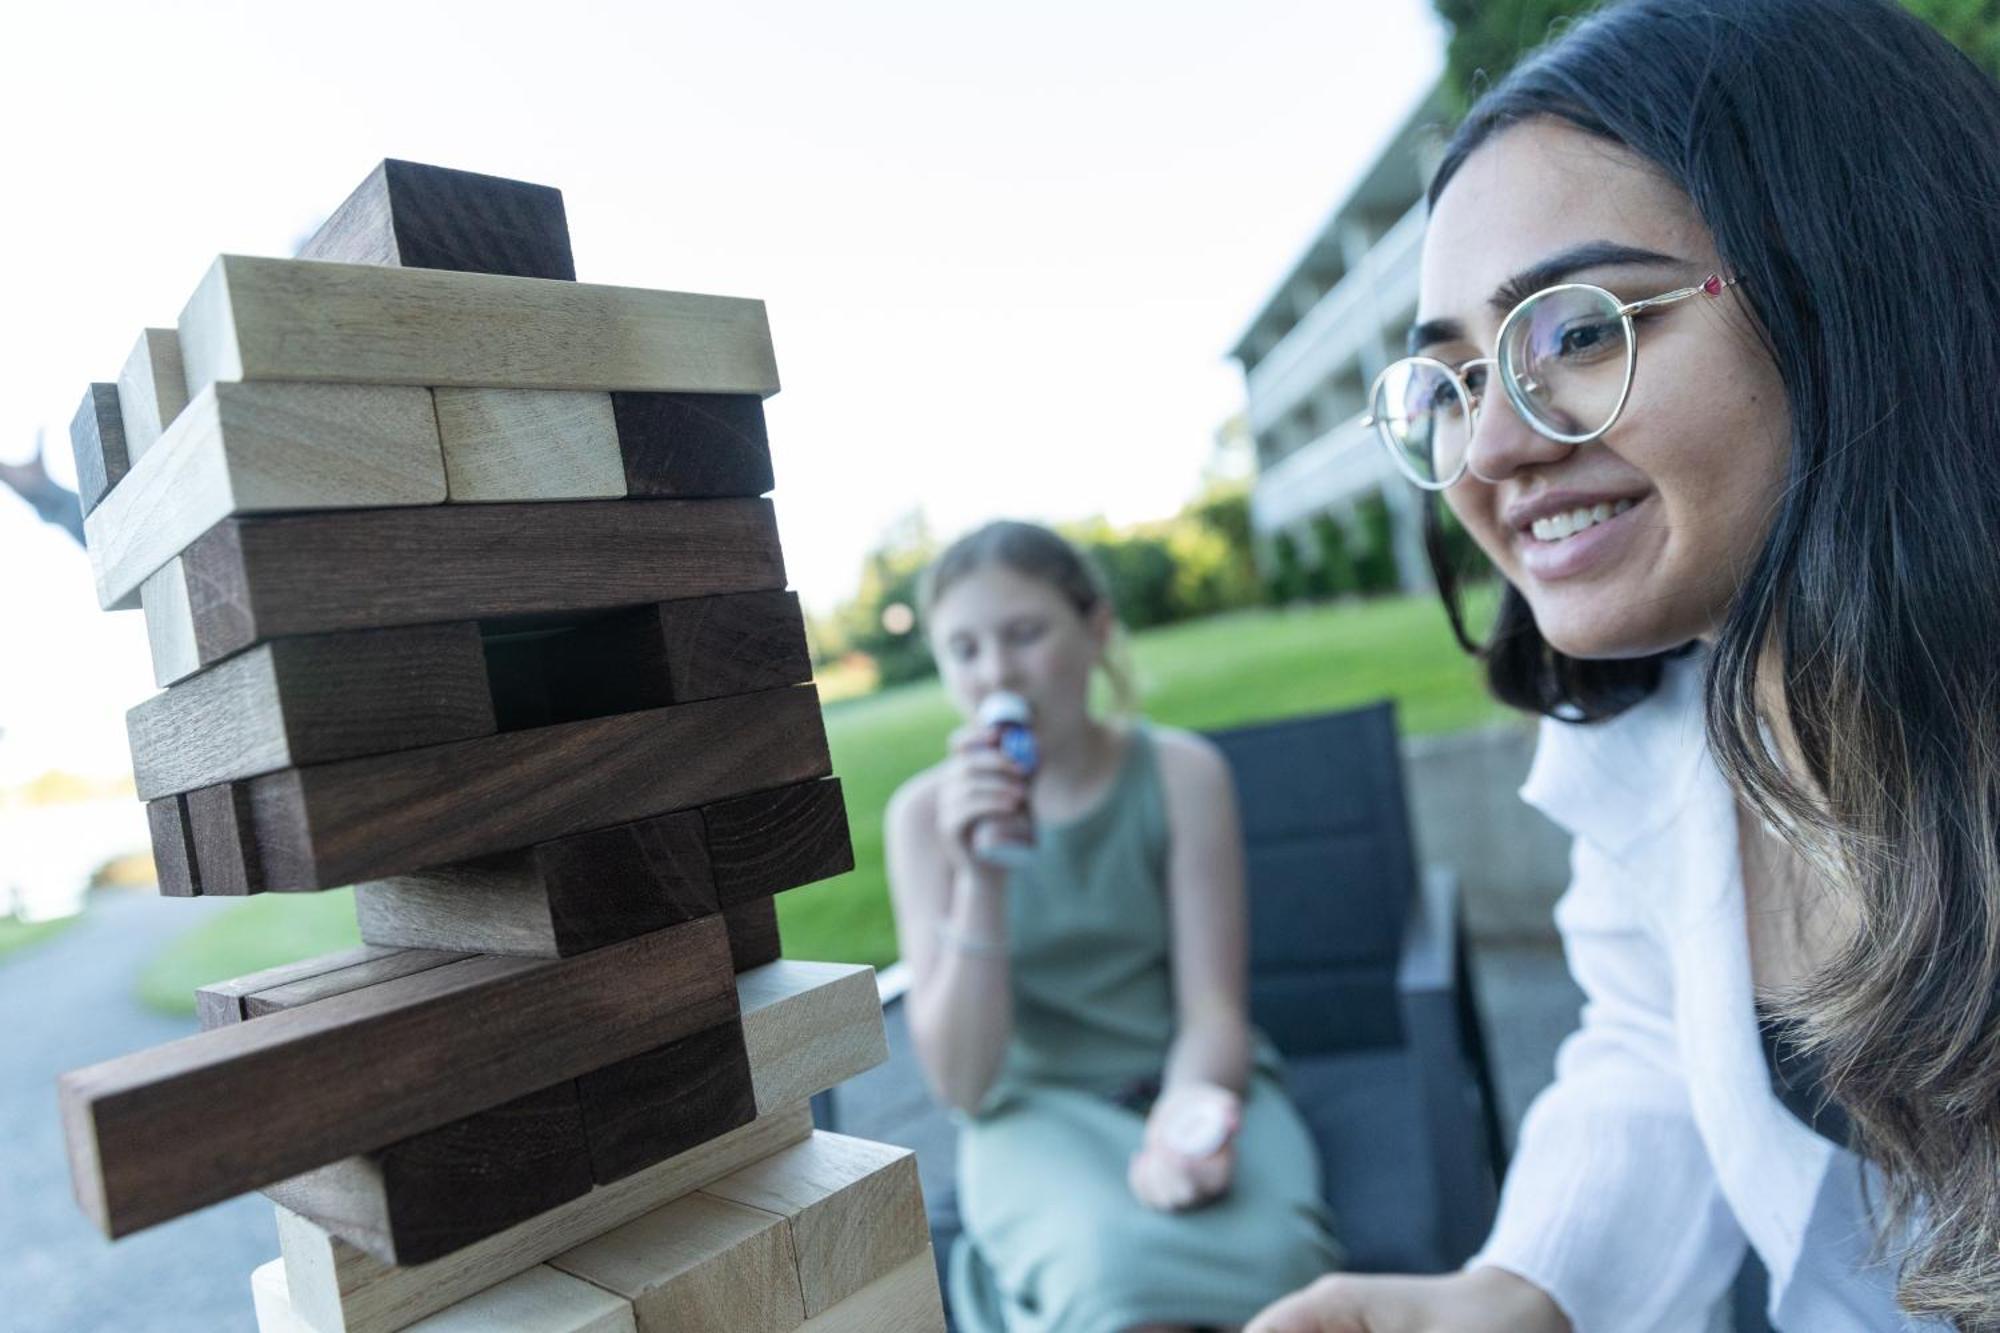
[1431,0,2000,114]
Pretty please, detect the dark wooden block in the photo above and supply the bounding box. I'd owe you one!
[575,1018,757,1185]
[127,622,495,800]
[185,782,261,895]
[657,590,812,703]
[612,392,773,497]
[723,897,783,972]
[243,948,468,1017]
[180,497,785,669]
[196,945,409,1030]
[299,159,576,282]
[146,796,200,898]
[702,778,854,908]
[355,809,716,958]
[266,1079,595,1266]
[69,383,129,517]
[58,916,737,1239]
[189,685,830,894]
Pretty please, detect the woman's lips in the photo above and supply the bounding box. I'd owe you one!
[1515,494,1651,581]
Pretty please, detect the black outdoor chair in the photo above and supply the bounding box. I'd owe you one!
[817,701,1511,1321]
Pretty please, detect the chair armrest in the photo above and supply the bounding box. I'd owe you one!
[1395,864,1503,1267]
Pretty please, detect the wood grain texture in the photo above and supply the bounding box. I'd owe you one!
[140,558,201,687]
[265,1080,596,1265]
[242,948,470,1018]
[539,590,813,721]
[355,809,716,958]
[84,382,445,610]
[432,388,624,501]
[197,685,829,894]
[797,1250,946,1333]
[196,945,408,1030]
[734,961,887,1116]
[69,382,129,517]
[186,781,261,895]
[299,160,578,282]
[551,1191,804,1333]
[58,916,735,1238]
[703,778,854,907]
[277,1103,814,1333]
[611,392,773,497]
[128,622,494,800]
[177,255,778,399]
[701,1132,929,1318]
[723,897,783,971]
[180,496,785,668]
[147,795,200,898]
[116,328,188,463]
[575,1018,756,1185]
[254,1259,635,1333]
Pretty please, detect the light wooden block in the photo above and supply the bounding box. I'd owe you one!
[140,557,202,687]
[736,961,887,1115]
[799,1250,946,1333]
[701,1132,929,1318]
[432,388,625,501]
[127,621,495,800]
[178,255,779,399]
[277,1103,815,1333]
[551,1192,805,1333]
[84,382,445,610]
[254,1259,634,1333]
[117,328,189,463]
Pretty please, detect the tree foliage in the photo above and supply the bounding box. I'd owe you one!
[1431,0,2000,115]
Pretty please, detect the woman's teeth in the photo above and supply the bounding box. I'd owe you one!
[1530,498,1635,543]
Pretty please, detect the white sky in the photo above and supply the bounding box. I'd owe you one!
[0,0,1442,782]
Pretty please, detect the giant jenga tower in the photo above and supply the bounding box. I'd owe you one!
[57,161,943,1332]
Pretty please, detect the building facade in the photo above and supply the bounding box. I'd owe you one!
[1229,87,1447,591]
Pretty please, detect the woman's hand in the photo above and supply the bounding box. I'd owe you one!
[934,723,1030,875]
[1246,1268,1570,1333]
[1128,1081,1242,1211]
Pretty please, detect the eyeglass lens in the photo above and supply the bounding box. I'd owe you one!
[1372,285,1634,486]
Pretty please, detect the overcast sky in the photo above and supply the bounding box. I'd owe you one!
[0,0,1442,781]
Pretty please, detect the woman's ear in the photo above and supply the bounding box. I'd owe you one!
[1086,601,1115,655]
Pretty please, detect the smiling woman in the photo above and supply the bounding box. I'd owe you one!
[1246,2,2000,1332]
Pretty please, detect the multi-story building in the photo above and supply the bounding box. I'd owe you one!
[1228,85,1447,590]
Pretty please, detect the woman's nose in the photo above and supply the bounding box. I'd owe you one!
[1463,387,1576,484]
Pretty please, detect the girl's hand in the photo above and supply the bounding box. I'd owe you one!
[935,723,1030,875]
[1246,1269,1571,1333]
[1127,1081,1241,1211]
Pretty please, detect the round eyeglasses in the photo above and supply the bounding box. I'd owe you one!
[1363,273,1734,490]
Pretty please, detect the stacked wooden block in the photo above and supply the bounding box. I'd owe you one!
[58,161,944,1332]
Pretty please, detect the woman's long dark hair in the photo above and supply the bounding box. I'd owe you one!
[1430,0,2000,1323]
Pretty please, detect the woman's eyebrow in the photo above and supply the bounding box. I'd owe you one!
[1407,240,1689,355]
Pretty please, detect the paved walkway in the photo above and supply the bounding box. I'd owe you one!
[1,890,272,1332]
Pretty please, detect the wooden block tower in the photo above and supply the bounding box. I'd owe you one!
[58,160,944,1332]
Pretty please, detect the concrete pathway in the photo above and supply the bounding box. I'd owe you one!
[0,889,272,1332]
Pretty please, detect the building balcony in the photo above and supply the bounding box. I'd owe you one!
[1245,198,1426,441]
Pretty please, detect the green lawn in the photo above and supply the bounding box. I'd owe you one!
[139,593,1500,1015]
[0,913,79,962]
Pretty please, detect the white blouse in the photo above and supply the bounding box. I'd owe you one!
[1467,657,1934,1332]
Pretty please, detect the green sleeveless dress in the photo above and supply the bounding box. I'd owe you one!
[949,725,1341,1333]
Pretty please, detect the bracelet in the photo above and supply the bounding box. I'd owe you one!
[935,920,1009,959]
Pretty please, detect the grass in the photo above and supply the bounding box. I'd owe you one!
[138,593,1500,1015]
[0,913,80,962]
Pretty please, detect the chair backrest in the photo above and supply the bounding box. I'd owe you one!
[1206,701,1419,1058]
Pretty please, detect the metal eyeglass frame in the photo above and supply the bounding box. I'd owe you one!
[1360,272,1736,491]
